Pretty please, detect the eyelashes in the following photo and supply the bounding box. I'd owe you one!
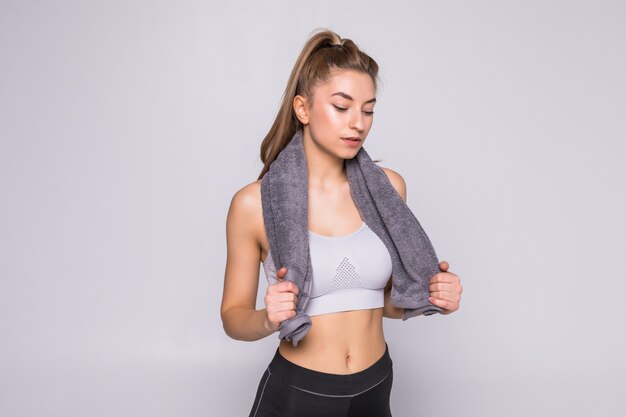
[332,104,374,116]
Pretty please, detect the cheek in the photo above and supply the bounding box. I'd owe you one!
[308,108,343,143]
[316,105,343,127]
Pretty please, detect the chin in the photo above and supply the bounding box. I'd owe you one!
[341,149,360,160]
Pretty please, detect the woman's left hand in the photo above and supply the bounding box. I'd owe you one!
[428,261,462,314]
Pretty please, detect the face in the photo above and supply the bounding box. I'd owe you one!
[294,69,377,159]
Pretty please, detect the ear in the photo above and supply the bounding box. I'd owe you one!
[293,95,309,125]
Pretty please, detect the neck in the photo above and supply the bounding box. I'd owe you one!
[302,127,347,188]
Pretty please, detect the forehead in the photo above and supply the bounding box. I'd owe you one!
[315,69,376,101]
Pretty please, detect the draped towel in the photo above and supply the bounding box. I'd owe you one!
[261,128,443,347]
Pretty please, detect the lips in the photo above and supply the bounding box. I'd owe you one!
[342,137,362,148]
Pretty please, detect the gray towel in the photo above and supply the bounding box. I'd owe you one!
[261,128,443,347]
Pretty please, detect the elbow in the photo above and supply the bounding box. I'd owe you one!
[220,306,254,342]
[383,288,404,319]
[220,308,237,340]
[221,320,232,339]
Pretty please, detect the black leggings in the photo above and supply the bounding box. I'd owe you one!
[248,343,393,417]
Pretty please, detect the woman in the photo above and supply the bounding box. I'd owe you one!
[221,29,463,417]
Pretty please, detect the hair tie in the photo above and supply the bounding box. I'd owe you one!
[315,43,344,53]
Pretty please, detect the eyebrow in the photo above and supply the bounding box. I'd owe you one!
[330,91,377,104]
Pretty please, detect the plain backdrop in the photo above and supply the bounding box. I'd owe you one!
[1,1,624,416]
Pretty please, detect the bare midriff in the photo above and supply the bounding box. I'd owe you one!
[258,210,388,375]
[278,308,387,375]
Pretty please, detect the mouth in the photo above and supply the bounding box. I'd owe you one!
[342,136,362,148]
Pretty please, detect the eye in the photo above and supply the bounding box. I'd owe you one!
[333,104,374,116]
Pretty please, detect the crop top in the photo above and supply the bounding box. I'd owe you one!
[262,220,393,317]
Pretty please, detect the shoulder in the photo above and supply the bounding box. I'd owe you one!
[380,166,407,202]
[229,179,262,213]
[226,179,264,241]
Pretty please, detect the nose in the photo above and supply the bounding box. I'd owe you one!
[348,109,365,132]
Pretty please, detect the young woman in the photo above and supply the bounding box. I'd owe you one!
[221,29,463,417]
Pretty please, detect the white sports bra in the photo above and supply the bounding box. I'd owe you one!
[262,220,393,317]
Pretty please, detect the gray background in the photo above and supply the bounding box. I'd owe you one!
[1,1,624,416]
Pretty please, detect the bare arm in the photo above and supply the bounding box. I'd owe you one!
[383,281,404,319]
[380,167,407,320]
[220,182,278,341]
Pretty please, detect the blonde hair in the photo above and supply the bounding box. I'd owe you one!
[257,29,381,180]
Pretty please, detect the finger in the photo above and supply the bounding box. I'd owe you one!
[428,296,454,310]
[431,278,462,291]
[430,271,458,284]
[429,281,457,291]
[439,260,449,271]
[277,292,298,303]
[428,290,456,301]
[429,291,458,303]
[280,310,297,320]
[283,299,297,311]
[429,292,461,309]
[276,267,288,279]
[279,280,299,295]
[272,300,297,315]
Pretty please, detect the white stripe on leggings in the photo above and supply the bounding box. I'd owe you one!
[252,367,271,417]
[267,368,391,398]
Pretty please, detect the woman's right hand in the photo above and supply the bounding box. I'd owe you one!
[263,267,299,333]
